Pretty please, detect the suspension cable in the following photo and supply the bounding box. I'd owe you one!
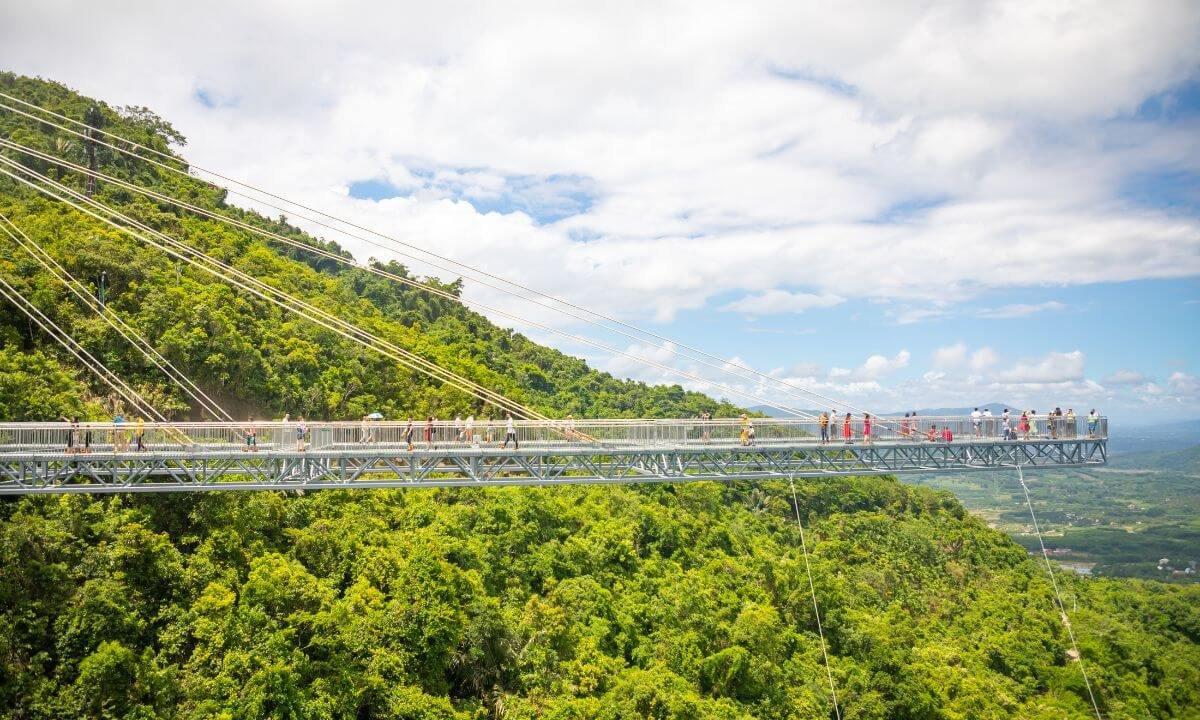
[788,474,841,720]
[1015,465,1104,719]
[0,273,163,421]
[0,162,542,424]
[0,94,884,420]
[0,159,544,421]
[0,138,822,420]
[0,212,233,421]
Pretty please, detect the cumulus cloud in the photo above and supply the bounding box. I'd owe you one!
[995,351,1086,384]
[1104,369,1146,385]
[1,1,1197,326]
[1168,371,1198,394]
[933,343,968,368]
[1,2,1197,420]
[720,290,844,315]
[969,347,998,371]
[976,301,1067,319]
[830,350,911,382]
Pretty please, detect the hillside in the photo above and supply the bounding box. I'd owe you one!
[0,72,742,423]
[2,74,1200,719]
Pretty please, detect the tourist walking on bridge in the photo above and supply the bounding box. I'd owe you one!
[1088,409,1099,438]
[62,416,79,454]
[296,416,308,452]
[971,408,982,438]
[819,412,829,444]
[863,413,872,445]
[502,413,518,449]
[843,413,852,444]
[244,416,257,452]
[404,419,414,451]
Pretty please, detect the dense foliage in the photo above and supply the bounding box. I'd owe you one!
[1,74,1198,719]
[3,478,1198,719]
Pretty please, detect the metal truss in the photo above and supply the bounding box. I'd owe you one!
[0,438,1106,494]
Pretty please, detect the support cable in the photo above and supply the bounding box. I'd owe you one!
[0,274,163,421]
[0,212,233,421]
[788,474,842,720]
[0,137,816,420]
[0,95,888,421]
[0,159,544,421]
[1015,465,1104,720]
[0,137,820,420]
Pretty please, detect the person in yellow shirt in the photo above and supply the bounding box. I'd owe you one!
[135,417,146,452]
[739,413,750,446]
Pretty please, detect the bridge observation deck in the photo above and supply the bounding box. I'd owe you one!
[0,416,1107,494]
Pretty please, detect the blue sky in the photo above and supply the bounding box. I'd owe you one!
[4,1,1198,422]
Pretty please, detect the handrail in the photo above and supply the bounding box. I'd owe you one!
[0,415,1109,455]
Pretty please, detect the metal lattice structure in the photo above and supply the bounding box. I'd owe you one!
[0,417,1107,494]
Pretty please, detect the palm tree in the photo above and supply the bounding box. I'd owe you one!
[83,105,103,196]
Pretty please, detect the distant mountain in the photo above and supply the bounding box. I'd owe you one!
[1108,444,1200,472]
[1107,419,1200,455]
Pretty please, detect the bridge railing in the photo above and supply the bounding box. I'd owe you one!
[0,415,1108,454]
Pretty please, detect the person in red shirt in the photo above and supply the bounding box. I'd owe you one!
[926,425,938,442]
[942,426,953,442]
[863,413,872,445]
[843,413,852,443]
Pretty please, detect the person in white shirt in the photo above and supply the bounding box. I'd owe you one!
[454,415,464,442]
[982,408,993,437]
[971,408,982,438]
[502,413,518,449]
[465,415,475,445]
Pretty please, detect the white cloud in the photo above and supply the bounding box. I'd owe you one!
[995,350,1086,384]
[830,350,911,382]
[1,1,1196,328]
[859,350,911,380]
[933,342,968,368]
[976,301,1067,319]
[721,290,844,315]
[1168,371,1198,394]
[969,347,998,371]
[1,2,1197,422]
[1104,369,1146,385]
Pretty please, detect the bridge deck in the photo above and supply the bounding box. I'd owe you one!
[0,416,1107,494]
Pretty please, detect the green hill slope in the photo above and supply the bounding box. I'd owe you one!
[1,74,1199,720]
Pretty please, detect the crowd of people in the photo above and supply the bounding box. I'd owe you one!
[813,407,1103,444]
[56,407,1104,454]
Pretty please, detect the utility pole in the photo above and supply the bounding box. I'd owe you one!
[83,105,103,196]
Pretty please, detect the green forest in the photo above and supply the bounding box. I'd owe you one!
[1,73,1199,719]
